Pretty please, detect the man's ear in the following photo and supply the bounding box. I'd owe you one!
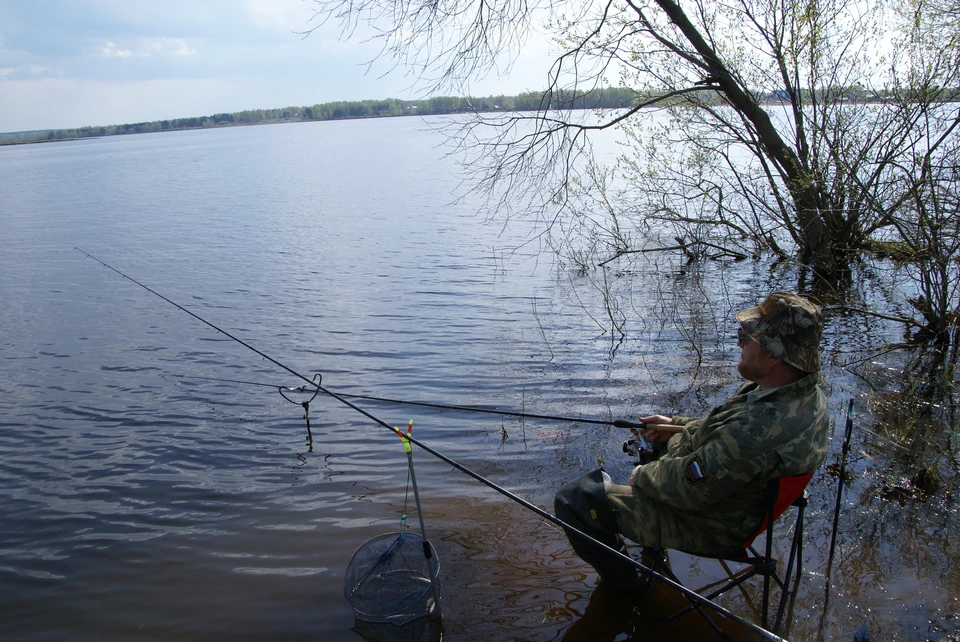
[770,354,806,379]
[763,350,782,365]
[765,352,790,372]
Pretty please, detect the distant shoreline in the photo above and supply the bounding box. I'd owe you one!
[0,90,641,146]
[0,119,293,146]
[1,137,94,146]
[2,89,934,147]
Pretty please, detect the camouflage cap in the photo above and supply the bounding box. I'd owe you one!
[736,292,823,372]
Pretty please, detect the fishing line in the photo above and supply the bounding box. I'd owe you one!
[165,374,283,389]
[77,248,784,641]
[164,373,654,430]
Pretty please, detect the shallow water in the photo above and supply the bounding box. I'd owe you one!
[1,118,957,641]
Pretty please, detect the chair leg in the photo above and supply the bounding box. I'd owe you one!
[761,572,771,630]
[796,504,804,579]
[773,502,806,634]
[647,548,730,638]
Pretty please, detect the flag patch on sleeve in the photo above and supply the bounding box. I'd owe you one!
[685,457,706,485]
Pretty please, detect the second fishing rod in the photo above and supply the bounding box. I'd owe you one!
[166,373,672,463]
[165,373,682,434]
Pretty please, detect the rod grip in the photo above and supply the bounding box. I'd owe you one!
[613,419,682,433]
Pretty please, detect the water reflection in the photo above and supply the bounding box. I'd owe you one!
[560,580,763,642]
[352,617,443,642]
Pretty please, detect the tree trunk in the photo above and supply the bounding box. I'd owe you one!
[652,0,840,275]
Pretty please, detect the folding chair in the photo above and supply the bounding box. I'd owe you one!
[646,472,813,634]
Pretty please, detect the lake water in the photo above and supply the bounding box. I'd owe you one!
[1,116,956,641]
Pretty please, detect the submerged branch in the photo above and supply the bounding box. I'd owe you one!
[838,306,925,329]
[598,241,749,266]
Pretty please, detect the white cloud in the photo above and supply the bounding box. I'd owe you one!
[144,37,197,57]
[172,41,196,57]
[101,41,136,58]
[0,65,54,83]
[96,37,197,60]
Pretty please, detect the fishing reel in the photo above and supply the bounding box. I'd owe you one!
[622,432,654,465]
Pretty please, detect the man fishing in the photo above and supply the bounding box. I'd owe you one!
[555,292,831,590]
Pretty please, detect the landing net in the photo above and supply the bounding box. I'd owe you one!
[344,531,441,624]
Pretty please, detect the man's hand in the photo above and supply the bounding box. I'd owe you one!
[639,415,675,443]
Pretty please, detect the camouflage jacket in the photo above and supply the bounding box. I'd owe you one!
[624,372,829,555]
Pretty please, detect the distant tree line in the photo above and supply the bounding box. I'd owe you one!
[1,86,908,145]
[0,88,654,145]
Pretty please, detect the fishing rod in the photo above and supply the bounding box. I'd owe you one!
[77,248,783,641]
[163,373,681,433]
[818,398,855,635]
[828,399,855,568]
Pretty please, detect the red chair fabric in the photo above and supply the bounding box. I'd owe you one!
[742,471,814,551]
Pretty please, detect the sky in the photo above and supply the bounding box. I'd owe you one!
[0,0,555,133]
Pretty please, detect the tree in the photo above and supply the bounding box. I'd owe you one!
[863,0,960,344]
[309,0,960,335]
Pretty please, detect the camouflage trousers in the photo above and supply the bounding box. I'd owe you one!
[553,468,648,589]
[555,469,742,585]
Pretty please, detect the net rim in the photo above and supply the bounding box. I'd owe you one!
[343,531,441,623]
